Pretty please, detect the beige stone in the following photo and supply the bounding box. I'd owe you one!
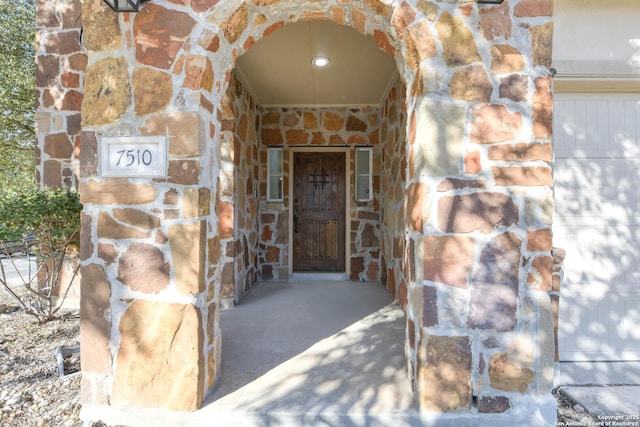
[529,22,554,68]
[436,11,481,67]
[488,143,552,163]
[97,212,151,240]
[80,264,111,374]
[133,67,172,116]
[113,208,160,230]
[145,111,201,158]
[489,352,534,393]
[184,187,211,218]
[112,300,204,411]
[491,45,525,74]
[82,0,121,51]
[169,221,206,294]
[81,57,130,126]
[419,335,472,411]
[413,99,466,176]
[450,65,493,103]
[220,3,248,43]
[492,166,553,187]
[80,179,157,205]
[405,20,437,71]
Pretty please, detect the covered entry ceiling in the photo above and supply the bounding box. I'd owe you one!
[235,20,398,107]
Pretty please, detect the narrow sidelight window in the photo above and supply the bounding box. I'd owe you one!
[355,147,372,202]
[267,148,284,201]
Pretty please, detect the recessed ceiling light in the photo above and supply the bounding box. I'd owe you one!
[312,56,330,67]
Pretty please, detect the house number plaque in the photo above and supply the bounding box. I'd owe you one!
[100,136,167,178]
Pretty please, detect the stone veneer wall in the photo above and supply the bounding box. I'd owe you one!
[35,0,85,189]
[258,105,383,281]
[379,75,408,305]
[219,73,260,304]
[35,0,558,421]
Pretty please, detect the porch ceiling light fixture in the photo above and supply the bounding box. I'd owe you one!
[103,0,142,12]
[476,0,504,4]
[312,56,330,67]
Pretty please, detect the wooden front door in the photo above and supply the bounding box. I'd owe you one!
[293,152,346,271]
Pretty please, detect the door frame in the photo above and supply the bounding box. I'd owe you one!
[288,147,351,276]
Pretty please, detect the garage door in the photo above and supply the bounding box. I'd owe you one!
[554,93,640,361]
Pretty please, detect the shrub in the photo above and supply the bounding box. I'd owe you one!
[0,187,82,323]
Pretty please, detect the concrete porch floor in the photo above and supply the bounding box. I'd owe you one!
[83,280,557,426]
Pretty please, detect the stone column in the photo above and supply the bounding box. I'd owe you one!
[398,1,557,422]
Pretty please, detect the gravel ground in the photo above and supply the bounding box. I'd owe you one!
[0,303,595,427]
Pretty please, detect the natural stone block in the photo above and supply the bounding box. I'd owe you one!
[492,166,553,187]
[423,235,475,288]
[82,0,121,51]
[529,22,554,69]
[146,112,201,158]
[533,76,553,139]
[113,300,204,411]
[79,131,98,178]
[479,0,511,41]
[527,255,553,291]
[373,30,394,57]
[44,133,73,158]
[468,232,521,332]
[82,57,130,126]
[436,11,481,67]
[184,55,214,92]
[489,143,552,162]
[450,65,492,103]
[80,264,111,374]
[133,67,172,116]
[134,4,195,69]
[184,187,211,218]
[419,335,472,411]
[491,45,525,74]
[36,55,60,87]
[217,201,234,239]
[423,285,438,327]
[97,212,151,240]
[406,182,427,231]
[261,128,283,146]
[118,243,170,293]
[413,99,465,176]
[437,178,485,192]
[220,3,248,43]
[470,104,522,144]
[80,179,157,205]
[285,129,309,145]
[43,160,62,188]
[168,160,200,185]
[438,192,518,233]
[489,353,534,393]
[113,208,160,230]
[43,30,81,55]
[515,0,553,17]
[221,261,234,298]
[169,221,206,294]
[499,74,528,102]
[478,395,510,413]
[323,111,344,131]
[527,228,553,251]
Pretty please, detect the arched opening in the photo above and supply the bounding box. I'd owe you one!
[206,17,412,406]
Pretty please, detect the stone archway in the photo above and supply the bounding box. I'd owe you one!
[36,0,557,422]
